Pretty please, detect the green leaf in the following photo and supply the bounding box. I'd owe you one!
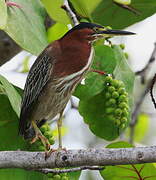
[101,141,156,180]
[0,94,24,150]
[0,0,7,29]
[0,75,21,117]
[113,45,135,96]
[106,141,133,148]
[47,22,68,43]
[74,73,105,101]
[4,0,48,55]
[69,0,100,20]
[0,94,47,179]
[41,0,70,24]
[70,0,156,29]
[75,45,134,141]
[79,91,121,140]
[93,0,156,29]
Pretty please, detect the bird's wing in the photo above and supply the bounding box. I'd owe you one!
[19,49,54,136]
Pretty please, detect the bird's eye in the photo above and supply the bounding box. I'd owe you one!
[93,27,99,32]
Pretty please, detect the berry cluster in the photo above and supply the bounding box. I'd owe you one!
[104,76,129,131]
[48,173,69,180]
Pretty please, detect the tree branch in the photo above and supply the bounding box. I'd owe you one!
[135,42,156,84]
[130,42,156,144]
[61,0,79,26]
[0,147,156,171]
[35,166,104,174]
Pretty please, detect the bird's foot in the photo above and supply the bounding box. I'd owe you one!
[30,133,51,151]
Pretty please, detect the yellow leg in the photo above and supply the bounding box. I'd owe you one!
[31,121,50,151]
[57,111,64,149]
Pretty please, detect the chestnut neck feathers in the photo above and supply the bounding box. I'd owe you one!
[53,29,93,78]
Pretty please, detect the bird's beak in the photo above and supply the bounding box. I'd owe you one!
[99,29,135,36]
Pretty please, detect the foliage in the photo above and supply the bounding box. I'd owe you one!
[69,0,156,29]
[74,45,134,140]
[0,0,156,179]
[100,141,156,180]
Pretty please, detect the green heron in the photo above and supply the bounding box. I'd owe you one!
[19,22,134,150]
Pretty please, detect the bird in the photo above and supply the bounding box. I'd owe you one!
[19,22,135,151]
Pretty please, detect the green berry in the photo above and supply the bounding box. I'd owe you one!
[124,52,129,59]
[118,88,126,95]
[111,80,120,88]
[108,98,116,106]
[119,102,127,109]
[108,86,116,93]
[118,95,127,102]
[40,125,48,132]
[53,175,61,180]
[105,76,112,84]
[120,44,125,49]
[105,107,114,114]
[105,92,111,99]
[61,177,69,180]
[120,123,126,129]
[115,119,121,126]
[49,137,55,145]
[121,117,127,123]
[122,108,129,117]
[124,92,128,97]
[115,108,122,116]
[112,92,119,99]
[44,131,53,138]
[108,115,116,122]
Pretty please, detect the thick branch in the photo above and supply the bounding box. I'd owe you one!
[0,147,156,170]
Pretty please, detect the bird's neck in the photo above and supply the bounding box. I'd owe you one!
[53,37,93,78]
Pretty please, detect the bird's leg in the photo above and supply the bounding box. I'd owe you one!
[45,111,65,159]
[30,121,50,151]
[57,110,64,149]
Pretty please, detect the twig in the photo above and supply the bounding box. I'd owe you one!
[35,166,104,174]
[1,147,156,170]
[150,73,156,109]
[61,0,79,26]
[130,42,156,144]
[129,78,153,144]
[136,42,156,84]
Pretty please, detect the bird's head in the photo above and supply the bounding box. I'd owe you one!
[63,22,135,43]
